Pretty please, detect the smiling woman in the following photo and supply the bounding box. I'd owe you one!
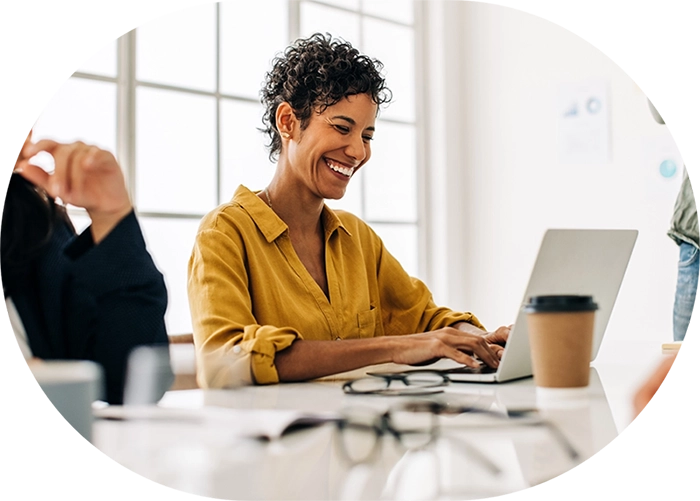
[187,33,512,387]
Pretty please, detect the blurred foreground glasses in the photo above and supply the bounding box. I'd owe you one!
[342,371,449,396]
[335,403,499,474]
[398,400,579,461]
[335,400,579,468]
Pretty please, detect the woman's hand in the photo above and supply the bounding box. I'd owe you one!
[483,324,511,346]
[389,326,503,369]
[453,321,511,360]
[15,139,132,243]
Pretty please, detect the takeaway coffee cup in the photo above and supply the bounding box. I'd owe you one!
[523,295,598,388]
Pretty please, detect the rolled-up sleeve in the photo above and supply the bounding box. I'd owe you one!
[187,220,299,388]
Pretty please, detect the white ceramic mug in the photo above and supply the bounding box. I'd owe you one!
[31,360,103,442]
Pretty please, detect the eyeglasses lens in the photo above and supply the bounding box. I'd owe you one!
[347,377,391,393]
[388,409,435,449]
[338,422,379,463]
[404,372,446,388]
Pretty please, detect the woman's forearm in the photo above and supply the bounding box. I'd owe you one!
[275,337,396,382]
[274,323,507,382]
[452,321,487,336]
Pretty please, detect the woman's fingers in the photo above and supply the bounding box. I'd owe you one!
[469,339,500,368]
[67,145,97,200]
[19,140,99,203]
[450,330,501,368]
[443,346,481,368]
[13,161,49,189]
[483,324,511,346]
[490,344,505,359]
[46,142,80,200]
[22,138,61,158]
[84,146,102,170]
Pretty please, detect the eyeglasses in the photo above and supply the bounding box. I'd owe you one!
[334,405,438,465]
[396,400,580,461]
[334,400,580,467]
[342,371,450,396]
[334,401,499,467]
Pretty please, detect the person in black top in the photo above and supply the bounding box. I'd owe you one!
[2,132,171,404]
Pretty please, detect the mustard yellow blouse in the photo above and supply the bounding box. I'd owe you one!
[187,185,484,387]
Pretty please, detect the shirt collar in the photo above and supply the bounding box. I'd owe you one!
[321,204,352,239]
[232,185,351,243]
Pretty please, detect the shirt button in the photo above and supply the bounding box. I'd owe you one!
[335,337,341,341]
[233,345,242,354]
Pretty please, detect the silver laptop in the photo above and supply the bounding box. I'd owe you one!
[436,229,638,383]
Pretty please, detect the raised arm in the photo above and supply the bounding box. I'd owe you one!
[64,211,170,404]
[13,137,169,404]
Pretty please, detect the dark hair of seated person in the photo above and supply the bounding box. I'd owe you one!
[1,173,73,298]
[260,32,393,161]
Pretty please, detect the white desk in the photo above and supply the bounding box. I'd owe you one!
[93,364,633,500]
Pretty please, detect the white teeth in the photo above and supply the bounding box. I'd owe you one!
[325,159,354,177]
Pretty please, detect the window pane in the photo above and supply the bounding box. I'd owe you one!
[135,87,217,214]
[220,99,274,202]
[371,223,418,278]
[139,217,201,335]
[300,2,360,46]
[362,0,414,24]
[220,0,289,99]
[32,77,117,173]
[76,39,117,78]
[325,168,364,216]
[362,19,415,122]
[364,121,416,222]
[313,0,359,9]
[136,3,216,92]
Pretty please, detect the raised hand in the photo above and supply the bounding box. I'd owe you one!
[15,139,132,243]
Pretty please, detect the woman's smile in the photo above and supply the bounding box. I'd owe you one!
[324,157,356,178]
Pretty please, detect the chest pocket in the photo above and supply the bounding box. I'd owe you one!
[357,307,378,338]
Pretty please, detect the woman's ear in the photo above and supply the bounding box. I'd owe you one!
[275,102,296,140]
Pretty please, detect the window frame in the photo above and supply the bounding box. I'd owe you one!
[59,0,426,333]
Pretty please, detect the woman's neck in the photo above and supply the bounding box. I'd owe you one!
[261,173,325,237]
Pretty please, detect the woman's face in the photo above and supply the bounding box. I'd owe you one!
[286,93,377,201]
[0,128,32,176]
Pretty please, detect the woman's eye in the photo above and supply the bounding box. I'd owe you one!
[333,125,350,133]
[362,135,374,142]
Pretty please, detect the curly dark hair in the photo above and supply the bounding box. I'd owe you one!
[260,33,392,161]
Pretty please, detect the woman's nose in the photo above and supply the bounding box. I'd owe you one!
[345,134,368,163]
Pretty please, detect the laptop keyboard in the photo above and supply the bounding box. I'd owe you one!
[445,364,497,375]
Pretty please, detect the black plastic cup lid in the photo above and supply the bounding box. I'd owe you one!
[522,295,598,313]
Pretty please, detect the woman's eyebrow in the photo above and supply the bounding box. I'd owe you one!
[332,115,375,131]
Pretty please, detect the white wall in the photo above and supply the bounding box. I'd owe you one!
[423,1,685,368]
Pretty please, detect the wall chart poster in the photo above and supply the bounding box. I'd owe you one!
[557,80,610,164]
